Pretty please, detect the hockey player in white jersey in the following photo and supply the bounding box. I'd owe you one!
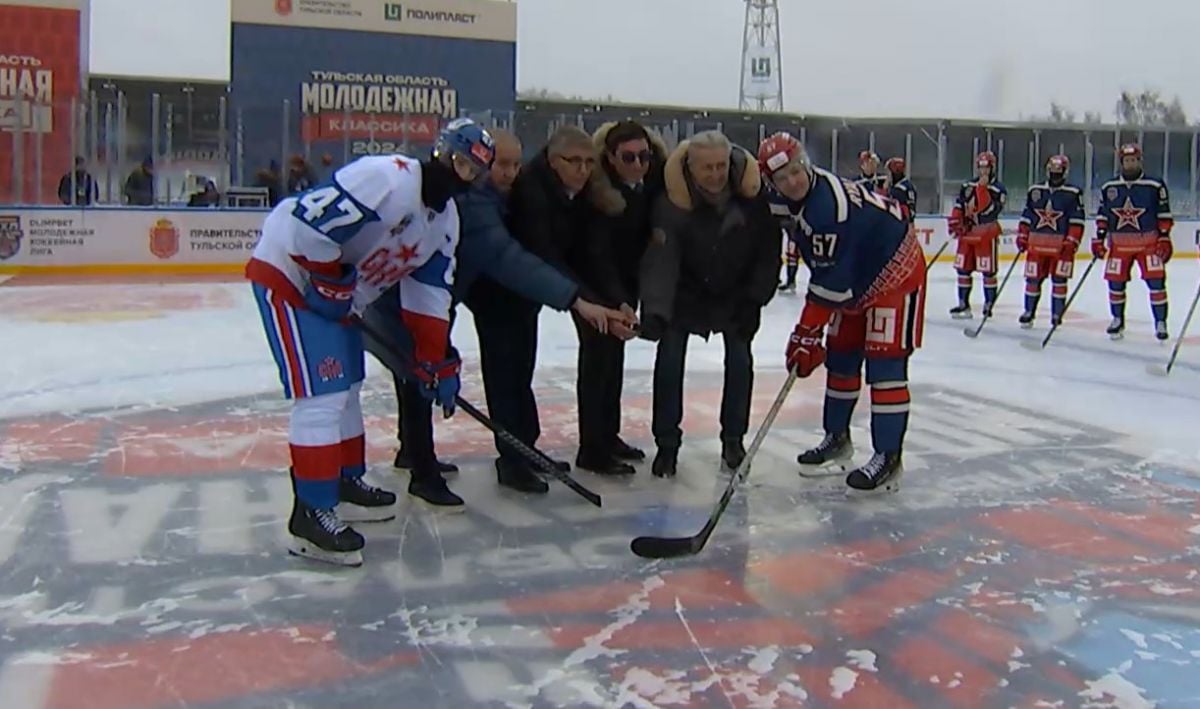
[245,118,496,566]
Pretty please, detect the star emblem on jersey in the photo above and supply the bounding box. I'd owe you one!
[396,244,418,262]
[1034,204,1063,231]
[1112,197,1146,230]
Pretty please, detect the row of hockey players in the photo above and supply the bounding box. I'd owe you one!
[947,144,1173,340]
[246,118,923,566]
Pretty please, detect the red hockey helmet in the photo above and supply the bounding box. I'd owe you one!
[885,156,906,174]
[1046,154,1070,174]
[858,149,879,166]
[758,132,807,176]
[1119,143,1143,160]
[976,151,997,170]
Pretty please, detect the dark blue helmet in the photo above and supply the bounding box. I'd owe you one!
[433,118,496,173]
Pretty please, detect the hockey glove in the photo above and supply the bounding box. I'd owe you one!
[786,323,825,378]
[1015,227,1029,253]
[1090,237,1107,260]
[1060,238,1080,262]
[1156,237,1173,263]
[414,354,461,418]
[303,264,356,322]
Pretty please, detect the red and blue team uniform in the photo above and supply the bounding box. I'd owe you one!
[245,154,458,511]
[773,168,926,456]
[948,172,1007,313]
[1093,173,1173,326]
[889,176,917,223]
[1016,181,1085,322]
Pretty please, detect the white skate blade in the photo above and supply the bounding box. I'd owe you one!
[798,447,854,478]
[1109,332,1124,341]
[287,537,364,567]
[338,502,396,523]
[1019,322,1033,330]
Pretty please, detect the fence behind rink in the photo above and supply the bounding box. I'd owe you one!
[5,93,1199,219]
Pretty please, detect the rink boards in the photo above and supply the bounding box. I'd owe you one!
[0,207,1199,274]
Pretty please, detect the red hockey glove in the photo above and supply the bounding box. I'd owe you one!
[1090,237,1107,260]
[1015,227,1029,253]
[1059,238,1080,262]
[786,302,833,377]
[948,208,965,238]
[1155,238,1172,263]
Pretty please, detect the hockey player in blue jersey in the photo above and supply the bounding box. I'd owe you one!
[1016,155,1085,328]
[854,150,888,195]
[759,132,927,493]
[948,152,1007,319]
[885,157,917,223]
[1092,143,1174,340]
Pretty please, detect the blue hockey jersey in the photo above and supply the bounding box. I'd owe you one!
[1097,175,1172,236]
[1019,182,1085,238]
[769,168,917,310]
[889,177,917,222]
[953,178,1007,226]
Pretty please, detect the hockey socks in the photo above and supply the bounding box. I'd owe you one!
[1148,277,1168,324]
[956,271,972,307]
[983,273,998,311]
[1023,277,1043,316]
[1109,282,1127,320]
[1050,277,1068,320]
[866,356,910,454]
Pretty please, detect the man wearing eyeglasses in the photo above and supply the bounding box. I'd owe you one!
[566,120,669,476]
[467,126,634,494]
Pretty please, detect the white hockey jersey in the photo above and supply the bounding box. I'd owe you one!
[246,155,458,362]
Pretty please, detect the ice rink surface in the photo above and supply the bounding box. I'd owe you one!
[2,259,1200,708]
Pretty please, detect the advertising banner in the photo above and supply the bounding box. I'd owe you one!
[231,0,517,43]
[1,211,1199,274]
[0,1,82,203]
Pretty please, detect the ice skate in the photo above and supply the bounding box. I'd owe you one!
[407,474,465,512]
[1018,311,1035,329]
[797,431,854,477]
[949,303,972,320]
[651,447,678,478]
[1106,316,1125,340]
[1050,314,1062,327]
[845,452,903,494]
[338,476,397,522]
[982,302,995,318]
[288,501,364,567]
[778,282,796,294]
[1155,321,1169,341]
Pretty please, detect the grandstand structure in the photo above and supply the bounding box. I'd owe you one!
[505,98,1200,218]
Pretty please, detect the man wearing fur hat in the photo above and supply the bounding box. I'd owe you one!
[638,130,781,478]
[572,120,669,476]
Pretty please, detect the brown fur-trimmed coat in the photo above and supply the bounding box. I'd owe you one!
[638,140,780,338]
[582,121,670,307]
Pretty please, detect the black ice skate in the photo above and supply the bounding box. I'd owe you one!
[845,451,903,493]
[338,476,397,523]
[496,458,549,494]
[1155,321,1169,341]
[408,474,465,511]
[797,431,854,478]
[1106,316,1125,340]
[1050,314,1063,327]
[393,449,459,475]
[1018,311,1035,329]
[982,302,995,318]
[720,440,746,474]
[288,501,365,567]
[652,447,678,478]
[949,303,972,320]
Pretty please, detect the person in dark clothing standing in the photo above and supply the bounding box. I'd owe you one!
[58,156,97,206]
[638,130,780,478]
[123,157,155,206]
[465,126,619,493]
[370,130,622,507]
[572,120,668,475]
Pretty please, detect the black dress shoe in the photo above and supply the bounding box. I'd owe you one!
[721,440,746,471]
[652,448,678,478]
[496,458,549,494]
[610,438,646,461]
[575,453,636,476]
[394,449,459,475]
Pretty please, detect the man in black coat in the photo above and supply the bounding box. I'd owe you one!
[638,130,780,478]
[573,120,668,475]
[465,125,633,493]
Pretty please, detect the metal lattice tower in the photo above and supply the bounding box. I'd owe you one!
[738,0,784,112]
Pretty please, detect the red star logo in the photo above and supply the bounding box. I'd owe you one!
[396,244,418,262]
[1034,204,1063,231]
[1111,196,1146,230]
[394,157,410,172]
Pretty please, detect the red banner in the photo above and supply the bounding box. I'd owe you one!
[300,113,440,143]
[0,3,80,205]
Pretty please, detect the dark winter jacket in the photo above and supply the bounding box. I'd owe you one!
[123,166,155,206]
[58,169,97,206]
[583,122,669,308]
[504,148,602,305]
[455,182,579,310]
[639,140,780,339]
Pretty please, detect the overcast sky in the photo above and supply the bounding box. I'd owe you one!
[516,0,1200,122]
[85,0,1200,123]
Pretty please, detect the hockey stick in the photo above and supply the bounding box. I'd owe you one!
[925,239,950,268]
[630,368,798,559]
[352,316,602,507]
[1021,255,1100,351]
[963,255,1021,338]
[1147,277,1200,376]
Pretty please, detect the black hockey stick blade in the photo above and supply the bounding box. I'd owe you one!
[963,322,985,338]
[351,316,601,507]
[630,370,798,559]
